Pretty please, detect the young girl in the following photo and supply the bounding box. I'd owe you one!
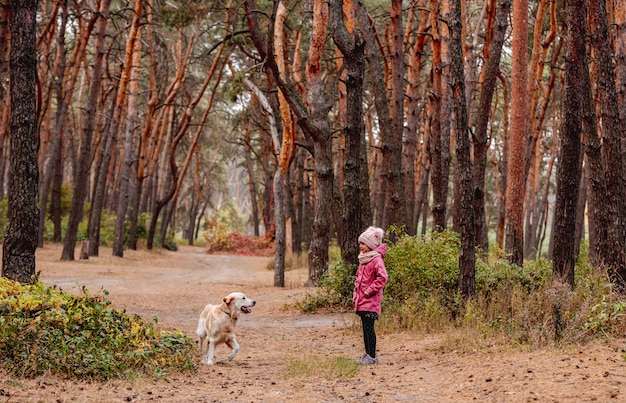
[353,226,388,364]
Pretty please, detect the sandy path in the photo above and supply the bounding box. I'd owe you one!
[0,244,624,402]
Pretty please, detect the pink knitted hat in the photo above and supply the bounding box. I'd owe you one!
[358,226,385,250]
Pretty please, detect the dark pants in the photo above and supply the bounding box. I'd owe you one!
[357,311,378,358]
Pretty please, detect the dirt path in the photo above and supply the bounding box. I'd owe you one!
[1,245,625,402]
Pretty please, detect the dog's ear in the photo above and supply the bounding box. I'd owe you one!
[223,295,234,305]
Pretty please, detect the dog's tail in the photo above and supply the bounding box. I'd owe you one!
[196,317,207,338]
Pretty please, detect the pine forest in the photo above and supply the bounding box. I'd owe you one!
[1,0,626,294]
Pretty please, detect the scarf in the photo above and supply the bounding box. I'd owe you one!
[358,250,381,265]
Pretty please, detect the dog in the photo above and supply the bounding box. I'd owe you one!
[196,292,256,365]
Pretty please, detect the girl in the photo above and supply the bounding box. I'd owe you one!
[353,226,388,364]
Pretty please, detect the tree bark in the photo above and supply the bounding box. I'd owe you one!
[2,0,39,284]
[112,0,143,257]
[403,1,429,235]
[352,0,395,227]
[381,0,406,230]
[244,119,260,237]
[87,87,117,257]
[62,0,111,260]
[429,0,446,231]
[329,0,365,267]
[505,0,529,266]
[448,0,476,299]
[495,72,509,249]
[0,5,9,199]
[588,0,626,286]
[472,0,509,258]
[552,0,585,287]
[38,1,68,247]
[615,0,626,152]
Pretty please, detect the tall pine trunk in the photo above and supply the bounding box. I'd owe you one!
[588,0,626,286]
[505,0,529,265]
[329,0,366,267]
[448,0,476,298]
[2,0,39,283]
[552,0,585,287]
[472,0,509,257]
[113,0,143,257]
[62,0,111,260]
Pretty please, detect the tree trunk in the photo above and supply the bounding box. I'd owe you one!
[329,0,366,267]
[127,166,141,250]
[2,0,39,283]
[88,89,118,257]
[244,123,260,237]
[573,168,587,261]
[429,0,446,231]
[186,196,198,246]
[533,137,557,259]
[552,0,584,287]
[304,0,333,286]
[128,0,158,251]
[272,1,292,287]
[62,0,111,260]
[352,0,395,227]
[505,0,529,266]
[615,0,626,152]
[381,0,406,230]
[112,0,143,257]
[0,5,9,199]
[588,0,626,286]
[38,2,68,247]
[403,1,429,235]
[524,37,563,258]
[495,72,509,249]
[448,0,476,299]
[472,0,509,258]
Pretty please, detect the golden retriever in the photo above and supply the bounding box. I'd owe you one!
[196,292,256,365]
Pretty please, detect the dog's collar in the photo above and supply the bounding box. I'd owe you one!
[221,307,239,319]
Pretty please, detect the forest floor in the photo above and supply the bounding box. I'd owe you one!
[1,244,625,402]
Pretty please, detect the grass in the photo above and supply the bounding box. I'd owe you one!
[286,354,359,379]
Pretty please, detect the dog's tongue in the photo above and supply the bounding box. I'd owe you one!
[241,306,252,313]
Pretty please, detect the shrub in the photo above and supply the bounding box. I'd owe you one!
[0,278,195,380]
[298,261,356,313]
[204,230,273,256]
[385,230,461,296]
[158,236,179,251]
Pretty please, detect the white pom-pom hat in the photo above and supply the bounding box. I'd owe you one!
[358,226,385,250]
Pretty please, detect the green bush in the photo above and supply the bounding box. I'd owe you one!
[158,235,179,251]
[298,261,356,313]
[0,278,195,380]
[385,230,461,306]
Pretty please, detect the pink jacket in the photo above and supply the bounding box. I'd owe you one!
[353,244,388,316]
